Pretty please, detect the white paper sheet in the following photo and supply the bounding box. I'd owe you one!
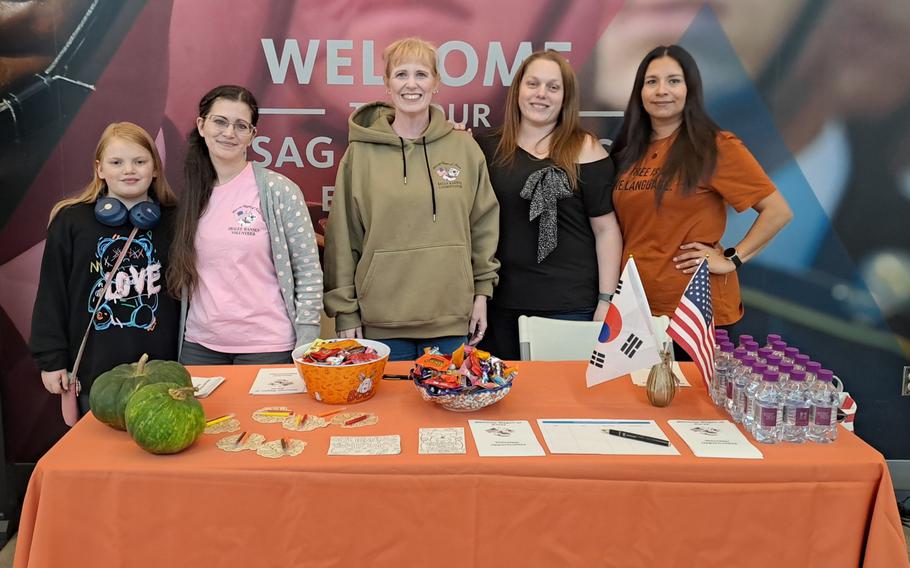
[537,419,680,455]
[418,427,466,455]
[248,368,307,395]
[191,376,225,398]
[629,362,690,387]
[328,435,401,455]
[468,420,545,457]
[668,420,763,459]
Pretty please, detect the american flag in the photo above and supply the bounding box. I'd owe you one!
[668,259,715,390]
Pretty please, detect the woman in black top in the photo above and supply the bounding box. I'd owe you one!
[478,50,622,360]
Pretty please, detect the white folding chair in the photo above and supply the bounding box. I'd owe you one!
[517,316,602,361]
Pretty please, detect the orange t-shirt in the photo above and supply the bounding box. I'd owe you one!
[613,131,776,325]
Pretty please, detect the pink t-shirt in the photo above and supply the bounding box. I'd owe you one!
[185,163,295,352]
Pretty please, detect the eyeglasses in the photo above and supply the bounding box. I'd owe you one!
[205,115,255,137]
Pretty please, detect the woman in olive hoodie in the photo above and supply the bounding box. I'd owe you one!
[324,37,500,361]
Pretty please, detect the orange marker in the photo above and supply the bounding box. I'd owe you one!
[317,407,347,418]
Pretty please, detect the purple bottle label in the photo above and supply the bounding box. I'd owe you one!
[794,408,810,427]
[760,406,778,427]
[814,407,833,426]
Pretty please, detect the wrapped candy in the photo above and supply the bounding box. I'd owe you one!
[296,339,382,366]
[410,344,517,395]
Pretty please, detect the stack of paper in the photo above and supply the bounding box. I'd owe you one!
[468,420,545,457]
[668,420,763,459]
[191,376,225,398]
[537,419,680,455]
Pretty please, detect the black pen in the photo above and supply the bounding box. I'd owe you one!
[607,429,670,447]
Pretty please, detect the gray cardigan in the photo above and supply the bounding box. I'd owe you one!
[179,166,322,354]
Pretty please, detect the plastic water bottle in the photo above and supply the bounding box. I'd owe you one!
[753,370,783,444]
[712,342,736,407]
[757,347,774,363]
[730,353,753,423]
[770,340,787,358]
[793,353,810,371]
[743,340,760,359]
[807,369,839,443]
[804,361,821,385]
[764,355,782,372]
[737,335,754,349]
[714,328,729,345]
[781,369,810,443]
[777,361,794,383]
[742,361,767,434]
[764,333,782,349]
[783,347,800,364]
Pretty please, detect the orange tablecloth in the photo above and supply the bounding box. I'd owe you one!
[14,362,909,568]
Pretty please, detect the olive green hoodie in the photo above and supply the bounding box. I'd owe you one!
[324,102,500,339]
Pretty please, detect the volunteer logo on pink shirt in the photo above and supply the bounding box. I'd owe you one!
[231,205,264,236]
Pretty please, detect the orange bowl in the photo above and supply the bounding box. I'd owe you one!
[292,339,390,404]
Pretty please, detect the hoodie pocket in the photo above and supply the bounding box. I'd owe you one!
[358,244,473,326]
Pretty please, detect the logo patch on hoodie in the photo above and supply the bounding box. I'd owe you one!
[433,162,463,188]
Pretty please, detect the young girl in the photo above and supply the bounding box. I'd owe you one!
[30,122,180,416]
[168,85,322,364]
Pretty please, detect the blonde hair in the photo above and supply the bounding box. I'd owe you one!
[383,37,438,82]
[48,122,176,224]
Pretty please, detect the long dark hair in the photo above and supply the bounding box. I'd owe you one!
[495,50,589,190]
[168,85,259,297]
[612,45,719,206]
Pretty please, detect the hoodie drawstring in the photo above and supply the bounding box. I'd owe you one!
[422,137,437,222]
[398,137,407,185]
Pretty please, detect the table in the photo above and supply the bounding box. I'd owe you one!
[14,362,909,567]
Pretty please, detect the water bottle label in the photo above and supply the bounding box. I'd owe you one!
[813,406,833,426]
[726,381,733,399]
[795,407,809,427]
[760,406,779,427]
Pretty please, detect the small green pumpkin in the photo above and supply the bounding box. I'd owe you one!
[125,383,205,454]
[89,354,192,430]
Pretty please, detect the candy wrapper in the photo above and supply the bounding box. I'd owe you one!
[410,345,518,396]
[296,338,382,366]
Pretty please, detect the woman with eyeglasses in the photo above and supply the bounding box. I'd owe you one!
[168,85,322,365]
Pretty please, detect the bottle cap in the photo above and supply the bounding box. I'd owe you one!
[757,347,773,359]
[789,369,807,382]
[766,333,781,344]
[733,347,748,360]
[763,370,780,382]
[751,361,767,373]
[784,347,800,359]
[805,361,822,373]
[771,340,788,351]
[720,341,734,353]
[778,361,795,373]
[816,369,834,382]
[741,355,757,366]
[794,354,811,366]
[765,355,782,367]
[738,334,754,346]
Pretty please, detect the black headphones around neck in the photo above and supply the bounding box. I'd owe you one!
[94,197,161,230]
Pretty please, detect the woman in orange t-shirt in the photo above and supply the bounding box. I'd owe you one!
[611,45,792,331]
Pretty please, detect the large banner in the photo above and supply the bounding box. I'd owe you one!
[2,0,908,462]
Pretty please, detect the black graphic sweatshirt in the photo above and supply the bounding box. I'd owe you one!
[30,204,180,402]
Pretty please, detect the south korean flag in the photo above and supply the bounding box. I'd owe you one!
[586,257,661,387]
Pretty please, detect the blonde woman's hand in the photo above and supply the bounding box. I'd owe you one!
[337,327,363,339]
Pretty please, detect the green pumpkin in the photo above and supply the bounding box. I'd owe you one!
[125,383,205,454]
[89,354,192,431]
